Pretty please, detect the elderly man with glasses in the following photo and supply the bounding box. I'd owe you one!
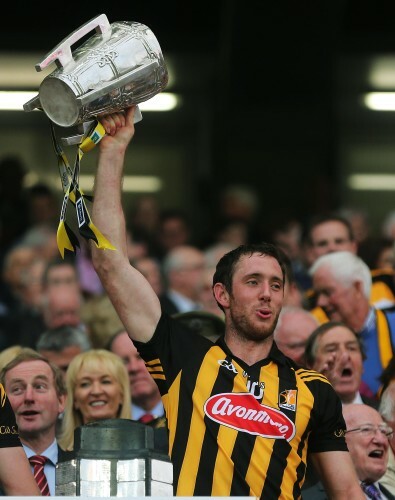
[303,403,394,499]
[343,404,393,499]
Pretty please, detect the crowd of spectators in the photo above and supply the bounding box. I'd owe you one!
[3,157,395,496]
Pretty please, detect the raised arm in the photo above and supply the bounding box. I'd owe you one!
[91,106,161,343]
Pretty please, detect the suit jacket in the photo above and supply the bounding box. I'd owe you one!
[143,416,169,456]
[159,293,180,315]
[58,444,75,462]
[302,479,395,499]
[361,394,379,409]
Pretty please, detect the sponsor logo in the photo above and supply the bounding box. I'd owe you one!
[279,389,297,411]
[76,198,85,228]
[218,360,238,373]
[0,425,18,435]
[334,429,346,437]
[91,131,102,144]
[246,379,265,399]
[204,392,295,441]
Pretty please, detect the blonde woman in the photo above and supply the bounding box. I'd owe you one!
[58,349,131,450]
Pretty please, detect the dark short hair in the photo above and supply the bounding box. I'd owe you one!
[302,213,355,246]
[42,256,77,287]
[212,243,287,312]
[304,321,365,368]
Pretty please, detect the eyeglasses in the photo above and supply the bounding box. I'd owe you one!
[345,424,393,440]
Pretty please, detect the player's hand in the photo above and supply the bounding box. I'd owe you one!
[99,106,136,152]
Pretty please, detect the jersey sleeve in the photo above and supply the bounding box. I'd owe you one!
[307,378,348,453]
[133,313,212,393]
[0,384,22,448]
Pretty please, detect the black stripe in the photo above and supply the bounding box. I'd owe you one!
[194,354,238,495]
[260,364,297,498]
[229,429,257,496]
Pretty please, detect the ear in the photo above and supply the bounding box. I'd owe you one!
[58,393,67,414]
[213,283,230,310]
[354,280,365,297]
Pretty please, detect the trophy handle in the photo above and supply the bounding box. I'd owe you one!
[23,95,41,112]
[35,14,111,71]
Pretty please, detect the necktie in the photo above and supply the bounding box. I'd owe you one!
[361,481,382,499]
[139,413,155,424]
[29,455,50,496]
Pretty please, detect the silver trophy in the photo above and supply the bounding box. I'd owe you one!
[56,419,173,496]
[24,13,168,143]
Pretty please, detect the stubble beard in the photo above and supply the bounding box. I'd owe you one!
[228,307,280,343]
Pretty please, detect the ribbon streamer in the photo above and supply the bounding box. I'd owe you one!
[51,120,116,258]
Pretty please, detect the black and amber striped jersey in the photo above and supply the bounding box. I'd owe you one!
[134,314,347,499]
[0,383,21,448]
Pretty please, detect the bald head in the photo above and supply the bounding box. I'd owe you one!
[274,306,319,365]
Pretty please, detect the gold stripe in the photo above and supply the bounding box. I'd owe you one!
[177,346,223,495]
[376,309,393,369]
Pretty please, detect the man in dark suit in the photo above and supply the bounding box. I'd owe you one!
[159,245,205,315]
[0,348,73,495]
[107,329,168,454]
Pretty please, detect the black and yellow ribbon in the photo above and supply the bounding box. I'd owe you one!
[51,120,116,258]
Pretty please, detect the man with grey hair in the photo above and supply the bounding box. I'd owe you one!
[159,245,205,315]
[309,250,395,398]
[36,325,91,379]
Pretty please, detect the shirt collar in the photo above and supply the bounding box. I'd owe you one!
[132,400,164,421]
[23,438,58,465]
[360,307,376,334]
[217,336,288,367]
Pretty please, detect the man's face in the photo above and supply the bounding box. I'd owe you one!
[110,331,160,407]
[45,265,79,290]
[309,221,357,262]
[344,405,390,483]
[215,253,284,342]
[44,287,81,329]
[170,247,205,299]
[312,265,360,327]
[312,326,363,402]
[274,312,317,365]
[4,360,65,441]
